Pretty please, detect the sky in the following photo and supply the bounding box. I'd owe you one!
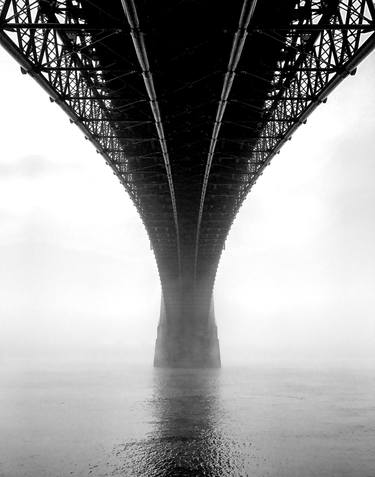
[0,46,374,369]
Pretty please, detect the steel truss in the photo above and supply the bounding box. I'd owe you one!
[0,0,180,278]
[242,0,375,209]
[196,0,375,277]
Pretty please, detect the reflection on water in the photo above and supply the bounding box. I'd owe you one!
[112,369,226,476]
[151,369,221,475]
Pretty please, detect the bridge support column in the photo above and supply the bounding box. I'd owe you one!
[154,280,221,368]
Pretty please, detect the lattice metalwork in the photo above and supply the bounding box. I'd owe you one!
[241,0,375,204]
[195,0,375,279]
[0,0,129,184]
[0,0,181,280]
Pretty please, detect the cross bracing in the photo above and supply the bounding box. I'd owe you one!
[0,0,374,295]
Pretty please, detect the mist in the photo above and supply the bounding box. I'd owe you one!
[1,48,374,369]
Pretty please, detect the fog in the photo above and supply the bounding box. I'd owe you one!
[1,47,374,369]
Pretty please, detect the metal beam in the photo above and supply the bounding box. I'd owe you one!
[194,0,258,278]
[120,0,182,275]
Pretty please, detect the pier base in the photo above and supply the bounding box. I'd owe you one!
[154,281,221,368]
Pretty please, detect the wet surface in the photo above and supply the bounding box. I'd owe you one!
[1,364,375,476]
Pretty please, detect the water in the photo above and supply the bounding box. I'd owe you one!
[1,363,375,476]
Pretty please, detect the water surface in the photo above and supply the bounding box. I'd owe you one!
[1,363,374,476]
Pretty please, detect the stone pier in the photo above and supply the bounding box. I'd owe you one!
[154,277,221,368]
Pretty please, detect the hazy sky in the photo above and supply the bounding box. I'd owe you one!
[1,46,374,368]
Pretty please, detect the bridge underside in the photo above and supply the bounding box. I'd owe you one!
[0,0,374,367]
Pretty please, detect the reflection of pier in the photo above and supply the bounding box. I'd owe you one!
[112,369,223,476]
[149,369,222,475]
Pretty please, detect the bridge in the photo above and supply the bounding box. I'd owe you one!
[1,0,374,368]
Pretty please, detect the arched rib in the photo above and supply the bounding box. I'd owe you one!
[193,0,257,277]
[121,0,181,275]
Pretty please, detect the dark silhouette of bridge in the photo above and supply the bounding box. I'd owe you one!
[1,0,374,367]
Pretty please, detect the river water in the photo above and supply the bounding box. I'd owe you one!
[1,363,374,476]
